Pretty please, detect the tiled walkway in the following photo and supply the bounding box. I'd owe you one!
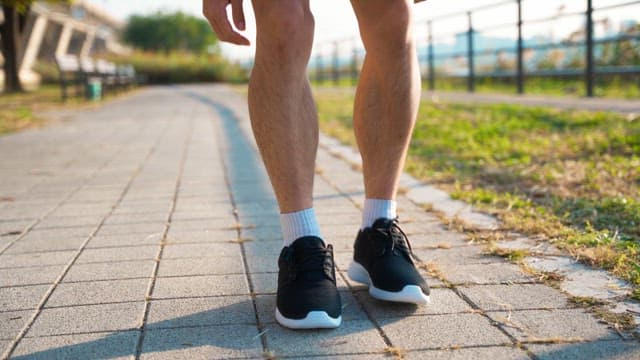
[0,85,638,359]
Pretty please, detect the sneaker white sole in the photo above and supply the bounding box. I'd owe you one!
[275,308,342,329]
[348,261,430,305]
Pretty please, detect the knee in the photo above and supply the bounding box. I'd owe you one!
[255,1,315,56]
[359,0,413,48]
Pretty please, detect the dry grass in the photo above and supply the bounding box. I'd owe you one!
[486,246,530,263]
[383,346,407,359]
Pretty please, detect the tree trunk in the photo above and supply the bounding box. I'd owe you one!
[1,5,24,93]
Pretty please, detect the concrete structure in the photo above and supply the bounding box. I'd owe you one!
[0,84,639,359]
[0,0,128,90]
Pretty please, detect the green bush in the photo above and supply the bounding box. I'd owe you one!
[110,51,248,84]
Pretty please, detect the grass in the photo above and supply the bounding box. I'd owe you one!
[0,86,68,134]
[0,84,133,135]
[313,87,640,296]
[311,74,640,99]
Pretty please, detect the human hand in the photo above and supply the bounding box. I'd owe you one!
[203,0,250,46]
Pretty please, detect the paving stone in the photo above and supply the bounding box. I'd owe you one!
[46,278,149,307]
[408,346,529,359]
[529,340,640,359]
[164,229,238,244]
[27,302,144,337]
[0,340,10,356]
[380,313,511,349]
[0,265,64,287]
[152,274,249,299]
[0,284,49,311]
[34,215,104,230]
[147,295,255,329]
[1,310,33,340]
[96,223,166,236]
[413,245,499,265]
[0,220,34,235]
[287,354,388,360]
[161,242,241,259]
[264,320,387,357]
[170,211,234,221]
[139,324,262,360]
[354,288,472,319]
[487,308,618,342]
[459,284,569,311]
[245,252,278,273]
[438,262,535,285]
[0,251,75,268]
[103,213,169,225]
[407,231,470,248]
[63,260,154,283]
[242,225,283,242]
[17,227,94,242]
[157,257,245,277]
[76,246,158,264]
[87,233,164,248]
[243,240,282,257]
[11,331,139,360]
[255,291,367,324]
[5,236,87,254]
[168,218,239,232]
[526,256,632,300]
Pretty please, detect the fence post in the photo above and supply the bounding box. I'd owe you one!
[516,0,524,94]
[332,41,340,86]
[585,0,595,97]
[316,52,323,85]
[428,21,435,91]
[467,11,475,92]
[351,40,358,85]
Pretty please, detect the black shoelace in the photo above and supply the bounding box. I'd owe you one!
[372,218,416,263]
[283,246,335,282]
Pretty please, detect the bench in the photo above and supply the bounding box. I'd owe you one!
[55,55,137,101]
[55,55,84,101]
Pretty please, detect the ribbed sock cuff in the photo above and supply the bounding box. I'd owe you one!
[280,208,322,247]
[362,198,397,229]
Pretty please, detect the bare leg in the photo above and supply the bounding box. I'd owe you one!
[248,0,316,214]
[350,0,421,200]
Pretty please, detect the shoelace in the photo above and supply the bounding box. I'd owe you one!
[373,218,416,263]
[283,246,335,281]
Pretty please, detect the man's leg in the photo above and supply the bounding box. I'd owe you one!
[249,0,341,329]
[347,0,430,305]
[351,0,420,222]
[249,0,321,245]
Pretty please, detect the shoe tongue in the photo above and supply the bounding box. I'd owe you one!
[289,236,330,282]
[290,236,326,251]
[371,218,394,230]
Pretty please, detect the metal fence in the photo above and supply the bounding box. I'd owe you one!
[310,0,640,97]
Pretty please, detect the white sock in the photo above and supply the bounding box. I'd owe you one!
[362,199,397,229]
[280,208,322,247]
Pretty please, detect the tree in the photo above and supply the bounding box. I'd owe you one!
[123,12,218,54]
[1,0,68,93]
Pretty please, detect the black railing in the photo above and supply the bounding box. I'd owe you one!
[310,0,640,97]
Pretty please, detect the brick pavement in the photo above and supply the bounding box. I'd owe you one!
[0,84,638,359]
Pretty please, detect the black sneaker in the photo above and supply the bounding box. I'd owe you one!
[276,236,342,329]
[348,218,430,304]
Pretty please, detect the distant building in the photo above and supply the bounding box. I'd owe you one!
[0,0,129,90]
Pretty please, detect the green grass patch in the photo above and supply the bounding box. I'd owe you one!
[0,85,121,135]
[313,86,640,292]
[312,74,640,99]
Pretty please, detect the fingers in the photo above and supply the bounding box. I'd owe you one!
[202,0,250,46]
[231,0,245,31]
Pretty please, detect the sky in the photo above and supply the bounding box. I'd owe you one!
[91,0,640,61]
